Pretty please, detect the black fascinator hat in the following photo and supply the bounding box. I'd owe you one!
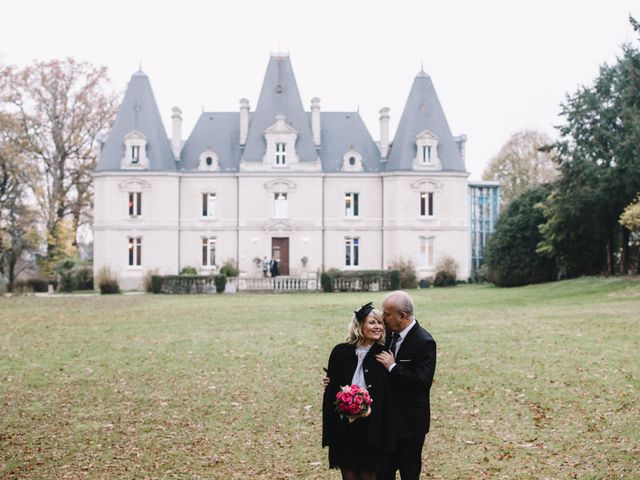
[354,302,374,322]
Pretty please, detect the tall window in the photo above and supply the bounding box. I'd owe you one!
[273,192,288,218]
[420,236,434,267]
[275,143,286,165]
[422,145,432,164]
[128,237,142,266]
[202,193,216,217]
[202,237,216,267]
[128,192,142,217]
[345,237,359,267]
[420,192,434,217]
[345,193,359,217]
[131,145,140,164]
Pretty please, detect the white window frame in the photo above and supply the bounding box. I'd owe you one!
[420,236,434,267]
[345,192,359,217]
[202,237,216,267]
[202,193,216,218]
[128,236,142,267]
[131,145,140,164]
[275,142,286,165]
[128,192,142,218]
[345,237,360,267]
[420,192,434,217]
[273,192,288,218]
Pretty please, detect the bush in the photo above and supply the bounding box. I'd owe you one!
[59,273,75,292]
[27,278,49,293]
[219,259,239,278]
[419,278,431,288]
[180,266,198,276]
[486,186,556,287]
[96,267,120,294]
[433,270,456,287]
[387,258,417,289]
[74,268,94,290]
[150,275,163,294]
[321,273,334,292]
[12,280,33,295]
[389,270,401,290]
[214,274,227,293]
[144,269,160,292]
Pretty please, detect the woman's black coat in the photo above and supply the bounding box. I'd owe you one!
[322,342,397,454]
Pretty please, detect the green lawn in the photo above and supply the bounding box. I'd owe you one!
[1,277,639,479]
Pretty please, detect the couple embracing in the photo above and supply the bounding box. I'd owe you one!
[322,291,437,480]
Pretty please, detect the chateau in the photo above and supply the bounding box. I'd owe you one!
[93,54,474,290]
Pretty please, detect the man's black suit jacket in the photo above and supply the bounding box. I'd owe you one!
[387,320,436,438]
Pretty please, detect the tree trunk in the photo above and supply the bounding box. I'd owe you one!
[620,227,629,275]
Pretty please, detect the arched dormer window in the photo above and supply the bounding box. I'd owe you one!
[122,130,148,169]
[198,149,220,171]
[341,148,364,172]
[414,130,440,170]
[263,114,299,169]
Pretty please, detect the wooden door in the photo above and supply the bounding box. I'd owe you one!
[271,237,289,276]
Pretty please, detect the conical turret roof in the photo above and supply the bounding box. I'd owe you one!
[242,54,317,162]
[96,70,175,171]
[386,70,465,172]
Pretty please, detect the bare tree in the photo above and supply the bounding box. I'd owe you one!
[482,129,558,208]
[4,58,117,272]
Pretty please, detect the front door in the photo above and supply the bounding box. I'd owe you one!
[271,237,289,276]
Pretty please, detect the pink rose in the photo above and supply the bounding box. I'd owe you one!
[363,392,371,403]
[353,395,363,405]
[348,403,361,415]
[341,393,352,404]
[350,385,360,394]
[338,403,349,412]
[335,392,343,401]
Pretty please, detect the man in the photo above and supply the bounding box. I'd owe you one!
[375,290,437,480]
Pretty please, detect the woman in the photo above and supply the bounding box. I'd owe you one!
[322,302,397,480]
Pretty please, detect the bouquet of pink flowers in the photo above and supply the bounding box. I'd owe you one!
[335,384,372,422]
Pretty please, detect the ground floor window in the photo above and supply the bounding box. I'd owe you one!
[420,236,434,267]
[128,237,142,266]
[345,237,359,266]
[202,237,216,267]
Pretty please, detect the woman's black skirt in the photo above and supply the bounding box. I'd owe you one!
[328,416,389,473]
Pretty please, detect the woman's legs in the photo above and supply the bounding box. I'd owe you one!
[340,469,376,480]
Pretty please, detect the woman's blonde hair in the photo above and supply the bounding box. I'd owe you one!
[346,308,385,345]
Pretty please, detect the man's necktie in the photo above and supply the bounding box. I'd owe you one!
[389,332,401,355]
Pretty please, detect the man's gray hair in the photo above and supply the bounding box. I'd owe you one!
[384,290,414,318]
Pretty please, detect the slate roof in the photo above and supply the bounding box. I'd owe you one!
[316,112,382,172]
[386,71,465,172]
[180,112,252,172]
[242,54,317,163]
[96,70,176,172]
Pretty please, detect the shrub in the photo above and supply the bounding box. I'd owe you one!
[433,270,456,287]
[419,278,431,288]
[180,266,198,276]
[150,275,163,294]
[144,269,159,292]
[219,259,239,278]
[27,278,49,293]
[74,268,94,290]
[97,267,120,295]
[320,273,334,292]
[389,270,401,290]
[214,274,227,293]
[12,280,33,295]
[387,258,417,289]
[58,273,75,292]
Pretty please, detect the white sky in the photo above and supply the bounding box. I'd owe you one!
[1,0,638,179]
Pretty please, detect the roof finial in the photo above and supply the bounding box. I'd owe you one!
[139,59,142,71]
[421,60,424,73]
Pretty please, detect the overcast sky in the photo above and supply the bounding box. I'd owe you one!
[1,0,638,179]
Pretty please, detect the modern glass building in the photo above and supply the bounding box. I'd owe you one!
[469,181,500,276]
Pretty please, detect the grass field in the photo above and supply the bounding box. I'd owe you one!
[1,277,639,479]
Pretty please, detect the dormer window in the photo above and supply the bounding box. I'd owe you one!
[422,145,432,164]
[263,114,299,169]
[198,149,219,171]
[122,130,148,169]
[414,130,440,170]
[276,143,286,165]
[341,149,364,172]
